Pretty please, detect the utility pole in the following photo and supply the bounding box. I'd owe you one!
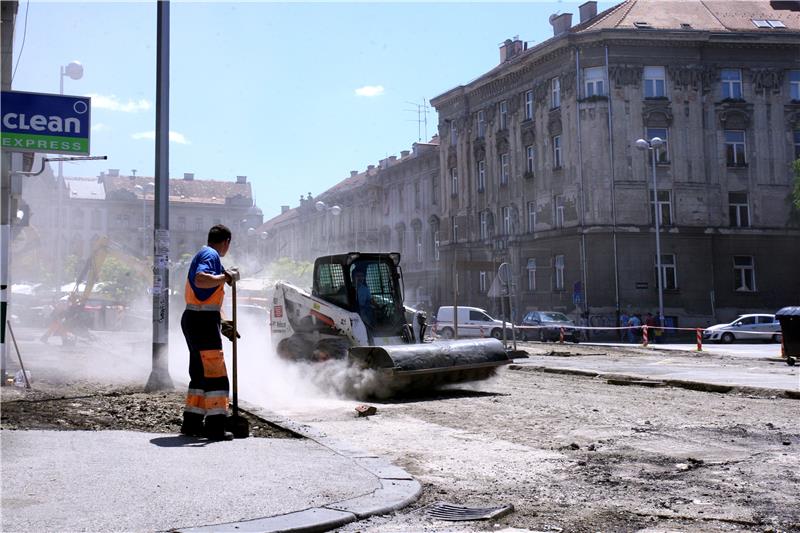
[146,0,173,391]
[404,99,430,142]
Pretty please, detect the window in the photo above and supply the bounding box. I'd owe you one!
[316,262,348,307]
[433,230,440,261]
[416,232,423,262]
[452,216,459,241]
[733,256,756,292]
[414,181,420,209]
[477,160,486,192]
[646,127,669,163]
[194,216,203,231]
[551,77,561,108]
[791,71,800,101]
[721,69,742,99]
[479,211,489,240]
[479,271,488,293]
[795,130,800,159]
[554,195,565,228]
[554,255,565,290]
[583,66,606,97]
[500,153,510,184]
[91,209,101,230]
[450,122,458,146]
[527,258,537,291]
[524,90,534,120]
[499,100,508,130]
[656,254,677,290]
[177,216,186,231]
[502,206,512,235]
[644,66,666,98]
[752,19,785,28]
[477,110,486,138]
[649,190,673,226]
[526,145,535,175]
[728,192,750,227]
[432,174,439,205]
[725,130,747,167]
[450,167,458,196]
[552,135,562,168]
[527,201,536,233]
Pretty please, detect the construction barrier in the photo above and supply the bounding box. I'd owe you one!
[642,325,649,347]
[696,328,703,352]
[559,327,565,344]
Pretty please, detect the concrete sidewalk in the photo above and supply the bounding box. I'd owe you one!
[1,419,420,533]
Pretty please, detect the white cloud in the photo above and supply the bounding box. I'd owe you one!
[355,85,385,97]
[91,123,108,132]
[88,93,151,113]
[131,131,191,145]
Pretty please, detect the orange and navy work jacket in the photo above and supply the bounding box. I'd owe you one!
[185,246,225,311]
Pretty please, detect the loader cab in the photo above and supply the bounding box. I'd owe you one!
[312,253,406,336]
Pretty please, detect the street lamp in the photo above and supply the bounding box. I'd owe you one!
[134,184,149,257]
[315,201,342,255]
[635,136,665,329]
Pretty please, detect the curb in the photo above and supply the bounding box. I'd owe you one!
[508,364,800,400]
[178,401,421,533]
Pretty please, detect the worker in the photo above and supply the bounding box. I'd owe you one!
[352,264,376,332]
[180,224,240,441]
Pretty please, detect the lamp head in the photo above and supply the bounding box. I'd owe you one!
[247,227,256,237]
[315,201,326,212]
[64,61,84,80]
[330,205,342,216]
[649,137,664,148]
[260,231,269,240]
[635,139,650,151]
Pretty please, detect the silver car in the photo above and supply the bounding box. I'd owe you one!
[702,314,782,343]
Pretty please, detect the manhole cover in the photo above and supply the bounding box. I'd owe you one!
[426,502,514,521]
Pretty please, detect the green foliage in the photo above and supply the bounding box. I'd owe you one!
[98,256,148,301]
[267,257,313,287]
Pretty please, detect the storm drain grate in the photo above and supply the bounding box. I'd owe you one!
[426,502,514,521]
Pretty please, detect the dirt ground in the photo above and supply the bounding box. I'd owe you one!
[0,378,293,439]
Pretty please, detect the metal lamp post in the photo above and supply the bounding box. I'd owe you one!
[315,201,342,256]
[56,61,84,287]
[635,137,665,328]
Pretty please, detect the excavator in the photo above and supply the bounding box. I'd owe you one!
[271,252,511,397]
[41,236,150,345]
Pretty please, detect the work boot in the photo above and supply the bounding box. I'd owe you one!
[180,412,204,437]
[204,429,234,441]
[204,414,233,441]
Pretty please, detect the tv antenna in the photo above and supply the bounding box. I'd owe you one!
[404,99,430,142]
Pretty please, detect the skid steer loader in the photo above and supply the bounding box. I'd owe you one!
[271,252,510,395]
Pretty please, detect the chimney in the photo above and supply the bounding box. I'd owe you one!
[281,205,289,214]
[389,156,397,164]
[350,171,358,177]
[236,175,247,184]
[400,150,410,158]
[108,168,120,177]
[499,37,524,63]
[183,172,194,180]
[367,165,375,172]
[579,1,597,23]
[550,13,573,36]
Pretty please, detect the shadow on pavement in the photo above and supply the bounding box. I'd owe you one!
[150,435,212,448]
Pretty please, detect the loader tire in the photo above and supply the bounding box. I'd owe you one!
[313,338,350,362]
[439,327,454,339]
[276,335,313,362]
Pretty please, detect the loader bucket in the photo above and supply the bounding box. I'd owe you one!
[348,338,511,396]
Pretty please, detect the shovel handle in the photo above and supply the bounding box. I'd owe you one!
[231,281,238,416]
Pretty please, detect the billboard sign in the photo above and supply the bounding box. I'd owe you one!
[1,90,91,155]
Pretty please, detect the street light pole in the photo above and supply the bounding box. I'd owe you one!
[635,137,665,328]
[315,201,342,256]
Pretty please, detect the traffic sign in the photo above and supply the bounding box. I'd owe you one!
[1,90,91,155]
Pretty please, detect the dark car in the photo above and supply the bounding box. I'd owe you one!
[519,311,581,343]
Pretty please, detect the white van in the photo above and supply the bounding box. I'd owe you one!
[434,306,514,339]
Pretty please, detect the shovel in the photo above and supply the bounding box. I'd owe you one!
[227,280,250,439]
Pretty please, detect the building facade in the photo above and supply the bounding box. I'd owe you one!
[430,0,800,328]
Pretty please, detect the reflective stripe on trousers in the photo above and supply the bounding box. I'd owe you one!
[182,310,229,418]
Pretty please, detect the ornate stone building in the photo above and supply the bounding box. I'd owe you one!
[259,137,442,310]
[430,0,800,328]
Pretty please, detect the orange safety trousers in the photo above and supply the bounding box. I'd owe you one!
[181,309,229,433]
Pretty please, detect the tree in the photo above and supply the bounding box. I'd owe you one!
[99,256,148,302]
[267,257,313,288]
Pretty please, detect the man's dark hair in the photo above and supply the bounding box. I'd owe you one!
[207,224,232,245]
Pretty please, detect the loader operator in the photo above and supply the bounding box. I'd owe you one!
[180,224,240,441]
[352,264,376,333]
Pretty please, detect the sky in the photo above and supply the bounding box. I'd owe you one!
[9,0,614,219]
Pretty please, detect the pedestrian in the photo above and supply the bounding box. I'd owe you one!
[180,224,240,441]
[645,312,657,342]
[627,313,641,343]
[619,310,629,342]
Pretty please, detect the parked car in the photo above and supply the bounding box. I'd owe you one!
[702,314,782,343]
[434,306,515,340]
[519,310,581,343]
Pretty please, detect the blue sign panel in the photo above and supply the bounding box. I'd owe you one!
[1,90,91,155]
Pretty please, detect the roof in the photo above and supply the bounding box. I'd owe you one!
[577,0,800,33]
[102,175,252,205]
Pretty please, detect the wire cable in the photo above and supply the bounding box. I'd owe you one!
[10,0,31,84]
